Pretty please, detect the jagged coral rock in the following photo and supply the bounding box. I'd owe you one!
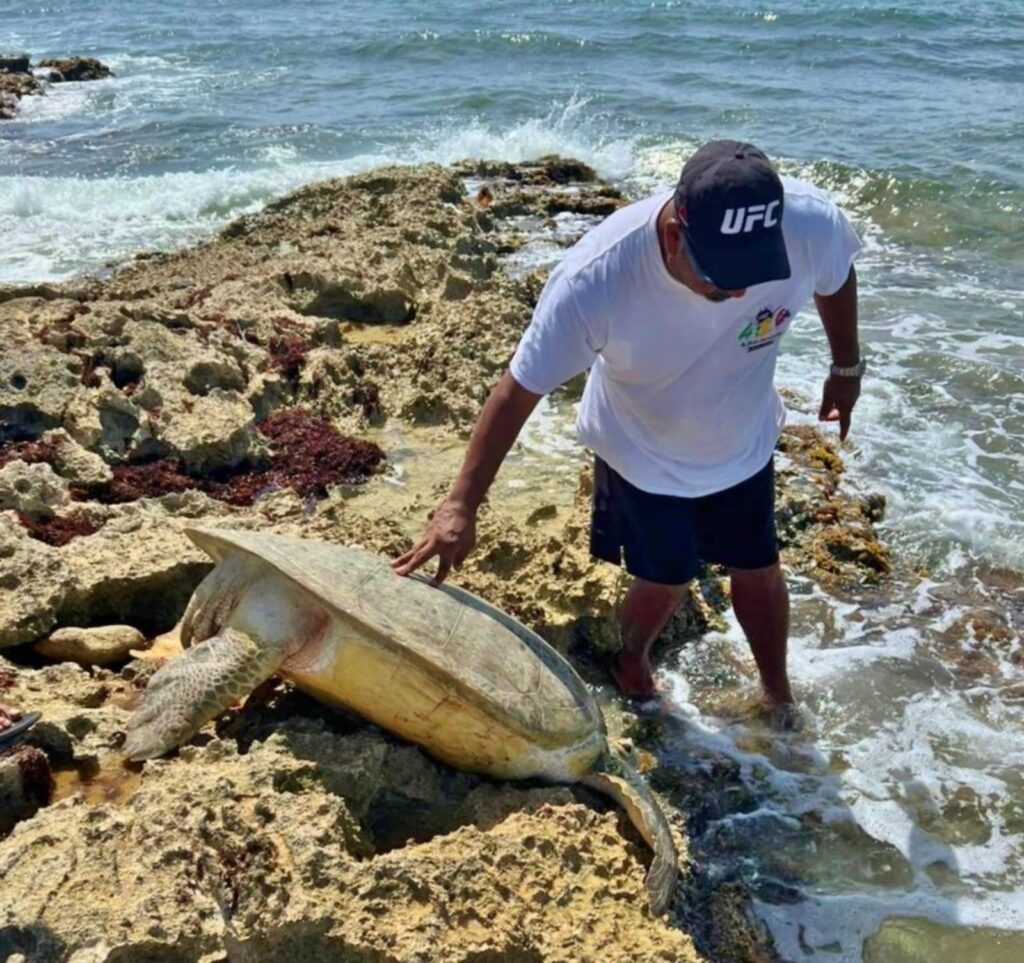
[0,460,70,518]
[0,513,70,647]
[0,674,699,963]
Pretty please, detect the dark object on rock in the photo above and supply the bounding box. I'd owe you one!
[0,54,31,74]
[535,155,599,185]
[37,57,112,82]
[350,382,382,421]
[455,156,598,187]
[0,711,41,747]
[17,508,105,547]
[0,743,53,832]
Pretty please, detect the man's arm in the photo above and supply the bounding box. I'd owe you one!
[391,371,542,584]
[814,265,861,441]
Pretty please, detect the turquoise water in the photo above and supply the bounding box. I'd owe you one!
[2,3,1023,959]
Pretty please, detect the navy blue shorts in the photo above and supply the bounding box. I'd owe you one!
[589,456,779,586]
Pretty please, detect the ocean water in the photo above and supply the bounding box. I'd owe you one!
[2,2,1022,959]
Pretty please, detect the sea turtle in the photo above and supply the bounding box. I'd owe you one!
[124,527,678,912]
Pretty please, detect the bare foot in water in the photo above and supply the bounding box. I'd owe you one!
[611,653,659,699]
[766,700,805,733]
[703,689,807,733]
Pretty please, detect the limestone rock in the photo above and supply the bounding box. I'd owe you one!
[0,460,70,517]
[55,505,215,636]
[36,625,147,666]
[42,429,113,489]
[0,70,43,120]
[0,703,698,963]
[0,315,79,440]
[0,493,228,649]
[0,514,69,647]
[152,387,262,473]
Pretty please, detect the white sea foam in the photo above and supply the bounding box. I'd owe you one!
[667,562,1024,954]
[4,77,101,124]
[0,95,636,284]
[0,157,387,283]
[408,93,637,179]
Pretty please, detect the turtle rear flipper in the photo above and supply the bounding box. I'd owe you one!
[582,748,678,915]
[124,628,284,761]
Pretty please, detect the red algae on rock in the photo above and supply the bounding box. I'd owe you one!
[100,458,196,503]
[267,333,311,382]
[94,408,384,508]
[17,508,104,547]
[217,408,385,504]
[0,437,61,470]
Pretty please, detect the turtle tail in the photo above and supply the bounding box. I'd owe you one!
[582,745,678,915]
[123,628,285,761]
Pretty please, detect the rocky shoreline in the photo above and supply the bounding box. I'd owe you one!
[0,55,111,120]
[0,159,890,962]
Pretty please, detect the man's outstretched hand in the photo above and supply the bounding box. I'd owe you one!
[391,500,477,586]
[818,374,861,441]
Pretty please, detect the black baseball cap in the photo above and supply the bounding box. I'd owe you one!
[674,140,791,290]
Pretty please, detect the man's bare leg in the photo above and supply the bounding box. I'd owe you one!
[613,578,689,697]
[728,561,794,708]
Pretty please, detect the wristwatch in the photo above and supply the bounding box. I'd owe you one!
[830,359,867,378]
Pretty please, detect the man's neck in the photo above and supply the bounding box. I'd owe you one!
[655,199,695,290]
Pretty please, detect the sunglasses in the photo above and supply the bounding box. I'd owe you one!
[674,206,744,301]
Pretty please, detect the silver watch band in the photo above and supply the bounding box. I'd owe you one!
[830,359,867,378]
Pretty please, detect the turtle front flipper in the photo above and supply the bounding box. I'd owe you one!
[124,628,285,761]
[582,746,678,915]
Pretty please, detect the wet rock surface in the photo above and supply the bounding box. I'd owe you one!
[0,54,111,119]
[0,159,894,961]
[36,57,112,83]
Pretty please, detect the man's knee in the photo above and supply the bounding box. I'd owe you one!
[629,576,690,604]
[622,577,690,628]
[728,560,783,590]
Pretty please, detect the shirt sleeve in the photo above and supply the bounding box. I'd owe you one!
[813,201,862,296]
[509,271,603,395]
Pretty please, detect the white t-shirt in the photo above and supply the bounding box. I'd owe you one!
[509,176,862,497]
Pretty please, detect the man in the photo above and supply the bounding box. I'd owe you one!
[392,140,863,715]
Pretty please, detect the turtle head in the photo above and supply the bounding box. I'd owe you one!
[181,552,263,648]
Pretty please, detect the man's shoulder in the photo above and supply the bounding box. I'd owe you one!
[558,191,666,283]
[781,175,847,239]
[783,175,846,214]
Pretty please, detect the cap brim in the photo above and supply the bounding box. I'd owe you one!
[688,228,791,290]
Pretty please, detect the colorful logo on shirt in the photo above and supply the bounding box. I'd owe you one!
[738,306,791,352]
